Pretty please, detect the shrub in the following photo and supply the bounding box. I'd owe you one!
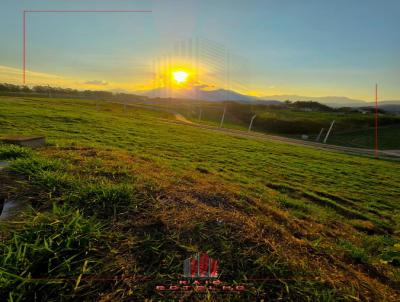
[0,144,32,161]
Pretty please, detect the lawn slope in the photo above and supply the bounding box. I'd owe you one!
[0,96,399,301]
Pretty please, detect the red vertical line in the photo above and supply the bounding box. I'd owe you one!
[375,83,378,158]
[22,10,26,84]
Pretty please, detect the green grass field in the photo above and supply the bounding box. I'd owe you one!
[328,125,400,150]
[130,99,400,149]
[1,96,400,301]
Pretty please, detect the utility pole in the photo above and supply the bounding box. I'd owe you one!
[198,108,202,121]
[374,84,379,158]
[248,114,257,132]
[316,128,324,142]
[323,121,335,143]
[219,106,226,128]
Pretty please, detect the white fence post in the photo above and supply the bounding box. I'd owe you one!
[248,114,257,132]
[219,106,226,128]
[323,121,335,143]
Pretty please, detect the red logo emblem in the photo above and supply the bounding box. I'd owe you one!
[183,253,218,278]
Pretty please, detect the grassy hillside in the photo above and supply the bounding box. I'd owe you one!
[129,99,400,148]
[0,96,399,301]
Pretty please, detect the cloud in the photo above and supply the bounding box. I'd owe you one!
[84,80,108,86]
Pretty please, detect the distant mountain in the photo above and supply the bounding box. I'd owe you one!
[141,89,370,106]
[138,86,258,102]
[257,100,283,105]
[361,101,400,112]
[362,100,400,106]
[137,87,400,110]
[260,95,400,110]
[261,95,368,107]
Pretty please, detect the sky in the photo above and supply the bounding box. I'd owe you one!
[0,0,399,101]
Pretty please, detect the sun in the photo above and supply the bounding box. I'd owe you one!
[172,70,189,84]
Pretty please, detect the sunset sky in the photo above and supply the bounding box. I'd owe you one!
[1,0,399,101]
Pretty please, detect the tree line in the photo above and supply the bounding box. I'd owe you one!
[0,83,146,102]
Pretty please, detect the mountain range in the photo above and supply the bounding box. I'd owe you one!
[136,87,400,111]
[139,86,258,102]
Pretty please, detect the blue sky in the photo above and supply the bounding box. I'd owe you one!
[0,0,399,100]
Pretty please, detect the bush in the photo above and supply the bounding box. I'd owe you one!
[0,144,32,161]
[69,183,135,219]
[10,156,63,175]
